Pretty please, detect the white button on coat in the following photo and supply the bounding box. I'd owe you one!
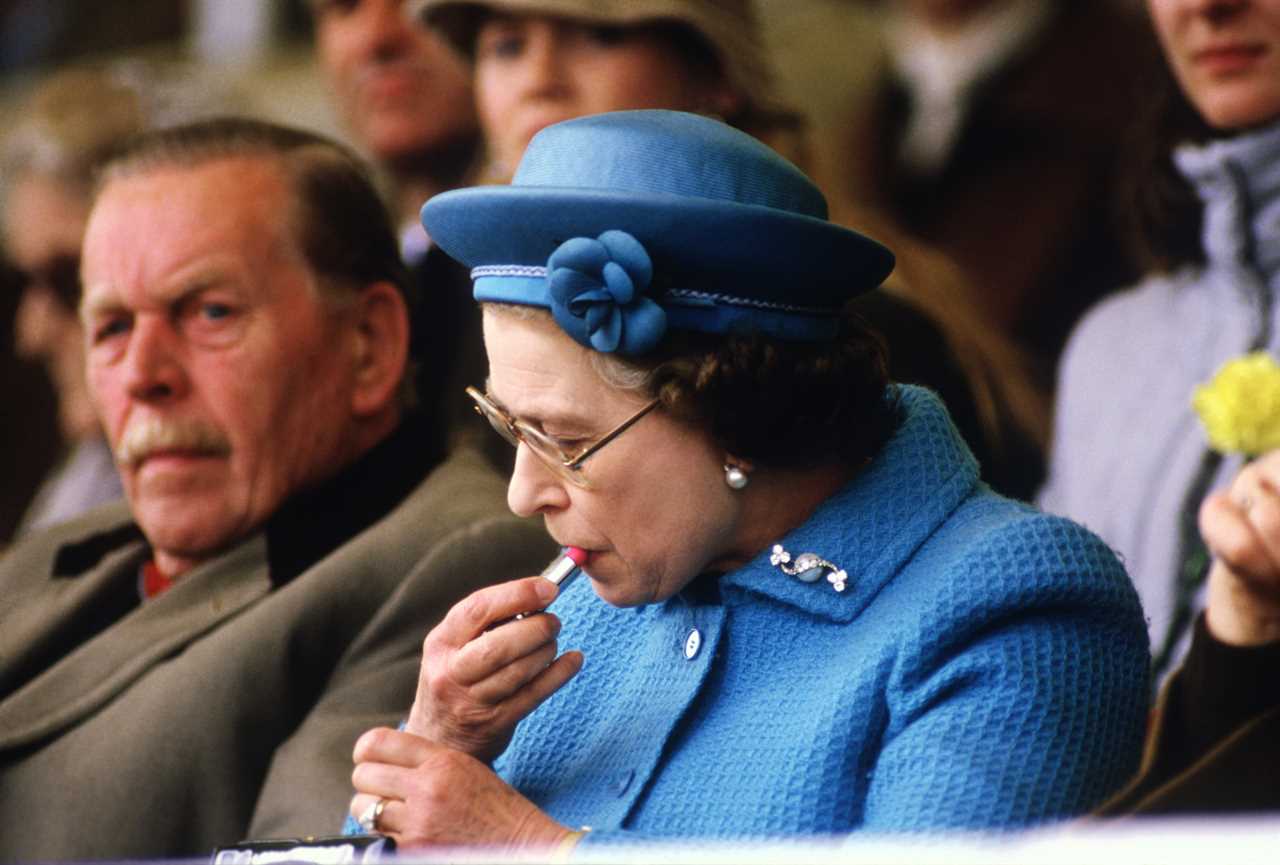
[683,628,702,660]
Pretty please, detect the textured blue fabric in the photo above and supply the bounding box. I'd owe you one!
[547,230,666,354]
[496,386,1150,846]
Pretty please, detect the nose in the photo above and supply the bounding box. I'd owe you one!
[359,0,416,61]
[513,23,569,102]
[506,443,572,518]
[121,316,187,404]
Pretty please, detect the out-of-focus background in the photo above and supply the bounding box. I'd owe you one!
[0,0,893,542]
[0,0,1149,542]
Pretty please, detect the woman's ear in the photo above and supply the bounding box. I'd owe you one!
[347,280,410,418]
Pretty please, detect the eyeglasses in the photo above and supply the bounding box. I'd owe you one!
[466,386,659,487]
[11,253,81,311]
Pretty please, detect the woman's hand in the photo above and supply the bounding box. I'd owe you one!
[1199,450,1280,645]
[406,576,584,762]
[349,727,578,852]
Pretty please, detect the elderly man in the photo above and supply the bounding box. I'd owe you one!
[0,118,554,862]
[310,0,488,452]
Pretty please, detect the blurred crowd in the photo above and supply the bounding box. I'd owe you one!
[1,0,1277,860]
[1,0,1142,539]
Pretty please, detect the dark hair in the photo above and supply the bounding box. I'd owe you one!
[96,116,412,303]
[1116,14,1214,273]
[573,306,894,469]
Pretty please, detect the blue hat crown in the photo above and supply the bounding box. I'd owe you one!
[512,111,829,221]
[423,110,894,356]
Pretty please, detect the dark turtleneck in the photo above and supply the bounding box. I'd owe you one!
[263,408,446,587]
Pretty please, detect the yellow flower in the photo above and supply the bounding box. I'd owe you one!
[1193,352,1280,456]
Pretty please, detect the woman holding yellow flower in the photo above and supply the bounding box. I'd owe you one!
[1040,0,1280,813]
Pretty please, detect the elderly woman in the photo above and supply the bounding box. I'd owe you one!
[347,110,1149,852]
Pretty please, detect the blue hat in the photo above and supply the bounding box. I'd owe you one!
[421,110,894,355]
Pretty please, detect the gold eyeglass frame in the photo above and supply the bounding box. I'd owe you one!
[466,386,659,487]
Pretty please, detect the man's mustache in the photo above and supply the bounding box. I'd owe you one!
[114,417,231,467]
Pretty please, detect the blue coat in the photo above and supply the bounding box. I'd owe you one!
[497,386,1150,846]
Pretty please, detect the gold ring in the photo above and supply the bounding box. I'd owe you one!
[357,797,388,833]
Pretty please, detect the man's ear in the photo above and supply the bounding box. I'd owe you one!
[347,280,409,418]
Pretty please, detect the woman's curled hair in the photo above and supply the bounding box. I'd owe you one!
[590,306,895,470]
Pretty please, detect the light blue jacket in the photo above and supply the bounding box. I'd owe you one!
[499,386,1149,847]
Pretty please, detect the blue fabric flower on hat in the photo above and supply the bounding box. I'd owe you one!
[547,230,666,355]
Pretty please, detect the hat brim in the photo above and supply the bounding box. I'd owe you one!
[422,186,894,310]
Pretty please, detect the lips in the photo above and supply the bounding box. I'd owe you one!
[1193,42,1268,73]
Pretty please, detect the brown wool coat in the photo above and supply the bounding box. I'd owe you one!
[0,448,556,862]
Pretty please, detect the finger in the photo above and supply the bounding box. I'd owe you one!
[1201,490,1275,582]
[499,650,584,722]
[352,759,412,798]
[465,640,559,705]
[430,578,559,649]
[348,793,403,836]
[448,612,562,686]
[368,798,404,836]
[1242,473,1280,567]
[353,727,436,767]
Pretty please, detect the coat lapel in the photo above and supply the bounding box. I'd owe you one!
[0,527,145,701]
[0,534,271,751]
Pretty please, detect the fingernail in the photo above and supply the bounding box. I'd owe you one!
[534,577,558,602]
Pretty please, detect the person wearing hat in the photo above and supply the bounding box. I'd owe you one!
[411,0,801,181]
[411,0,1048,501]
[344,110,1150,852]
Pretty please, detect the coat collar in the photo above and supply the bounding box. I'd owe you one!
[0,534,270,751]
[719,385,978,623]
[1176,120,1280,298]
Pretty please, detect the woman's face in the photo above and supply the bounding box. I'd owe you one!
[1149,0,1280,130]
[483,309,743,607]
[474,13,738,177]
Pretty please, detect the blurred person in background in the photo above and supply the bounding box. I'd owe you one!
[0,260,59,544]
[414,0,1046,499]
[0,117,553,861]
[1,65,167,536]
[1100,447,1280,815]
[1043,0,1280,731]
[310,0,490,451]
[843,0,1145,397]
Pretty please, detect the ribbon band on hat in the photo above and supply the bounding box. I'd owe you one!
[472,229,841,355]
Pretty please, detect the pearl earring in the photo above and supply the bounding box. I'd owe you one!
[724,463,749,490]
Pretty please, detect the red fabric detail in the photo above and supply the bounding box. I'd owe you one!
[141,560,175,599]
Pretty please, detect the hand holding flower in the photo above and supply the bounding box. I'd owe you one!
[1194,353,1280,645]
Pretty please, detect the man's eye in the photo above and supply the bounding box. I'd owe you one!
[93,318,130,343]
[201,303,233,321]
